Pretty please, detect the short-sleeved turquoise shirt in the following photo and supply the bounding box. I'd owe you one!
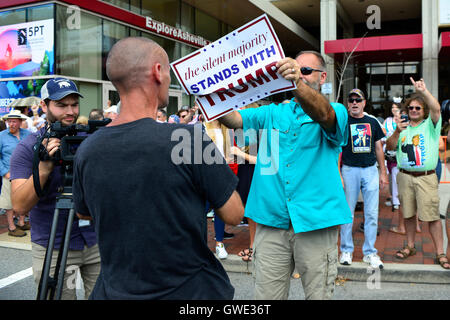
[238,98,352,233]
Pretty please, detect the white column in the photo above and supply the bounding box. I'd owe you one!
[422,0,439,98]
[320,0,337,102]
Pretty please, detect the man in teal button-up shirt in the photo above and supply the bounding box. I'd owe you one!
[219,51,351,300]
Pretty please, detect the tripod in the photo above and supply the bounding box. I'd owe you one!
[36,185,76,300]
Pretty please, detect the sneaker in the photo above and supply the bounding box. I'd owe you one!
[215,243,228,259]
[339,252,352,265]
[385,200,393,207]
[393,205,399,210]
[8,228,26,237]
[363,253,384,269]
[206,210,214,218]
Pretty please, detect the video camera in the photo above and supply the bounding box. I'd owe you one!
[37,119,111,164]
[33,118,111,198]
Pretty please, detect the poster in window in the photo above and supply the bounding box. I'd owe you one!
[0,19,54,79]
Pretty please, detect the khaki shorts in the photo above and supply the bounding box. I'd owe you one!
[32,243,101,300]
[397,172,440,221]
[252,223,338,300]
[0,177,12,210]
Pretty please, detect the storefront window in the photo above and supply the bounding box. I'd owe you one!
[195,9,220,41]
[404,62,418,74]
[27,4,53,21]
[0,4,53,25]
[180,2,195,32]
[0,8,26,25]
[130,0,140,14]
[141,0,179,27]
[102,0,130,11]
[56,5,102,80]
[102,20,127,80]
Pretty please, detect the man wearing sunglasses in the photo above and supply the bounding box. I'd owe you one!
[339,88,388,270]
[218,51,352,300]
[386,77,448,270]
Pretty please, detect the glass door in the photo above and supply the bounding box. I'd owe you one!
[355,61,420,119]
[102,82,120,110]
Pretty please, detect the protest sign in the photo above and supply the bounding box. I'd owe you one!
[170,14,296,122]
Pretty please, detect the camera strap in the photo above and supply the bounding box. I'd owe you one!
[32,135,51,198]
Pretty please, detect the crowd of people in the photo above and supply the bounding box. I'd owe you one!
[0,36,449,300]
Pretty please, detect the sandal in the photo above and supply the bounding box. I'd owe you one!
[395,245,417,259]
[435,254,450,270]
[238,248,253,262]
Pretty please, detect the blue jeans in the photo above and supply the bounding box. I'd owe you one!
[214,214,225,242]
[340,164,379,256]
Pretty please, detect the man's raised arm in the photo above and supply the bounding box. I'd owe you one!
[276,57,337,133]
[217,110,243,129]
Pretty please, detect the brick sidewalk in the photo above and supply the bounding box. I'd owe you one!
[207,187,449,265]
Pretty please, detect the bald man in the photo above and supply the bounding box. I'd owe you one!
[72,37,244,300]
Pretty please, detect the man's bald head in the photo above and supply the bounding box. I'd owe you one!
[106,37,169,92]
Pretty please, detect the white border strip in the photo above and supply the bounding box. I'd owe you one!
[0,267,33,289]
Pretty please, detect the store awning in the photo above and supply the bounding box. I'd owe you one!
[324,34,423,63]
[439,32,450,59]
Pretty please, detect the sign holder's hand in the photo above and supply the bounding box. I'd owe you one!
[276,58,300,83]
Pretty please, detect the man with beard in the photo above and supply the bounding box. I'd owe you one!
[218,51,352,300]
[9,78,100,299]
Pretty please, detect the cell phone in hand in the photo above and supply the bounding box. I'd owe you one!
[401,114,409,123]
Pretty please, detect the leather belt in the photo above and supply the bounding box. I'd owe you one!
[399,169,436,177]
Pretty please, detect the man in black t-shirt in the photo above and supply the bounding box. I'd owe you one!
[72,37,244,299]
[339,89,388,270]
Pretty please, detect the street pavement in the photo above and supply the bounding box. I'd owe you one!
[1,246,449,300]
[0,178,449,300]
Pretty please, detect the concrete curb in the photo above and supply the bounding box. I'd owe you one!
[0,241,31,251]
[218,254,450,284]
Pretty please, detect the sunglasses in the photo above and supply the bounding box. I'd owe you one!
[348,98,363,103]
[300,67,323,75]
[408,105,422,111]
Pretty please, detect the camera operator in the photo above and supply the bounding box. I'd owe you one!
[9,78,100,299]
